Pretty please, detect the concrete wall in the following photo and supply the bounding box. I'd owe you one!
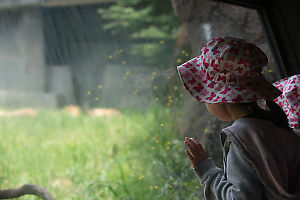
[0,8,76,108]
[0,8,46,92]
[48,66,75,105]
[0,4,121,108]
[0,90,60,108]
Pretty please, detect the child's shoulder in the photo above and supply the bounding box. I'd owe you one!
[222,117,272,135]
[222,117,300,145]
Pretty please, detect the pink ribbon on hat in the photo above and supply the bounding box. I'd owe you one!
[273,74,300,132]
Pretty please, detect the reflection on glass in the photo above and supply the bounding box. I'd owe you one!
[0,0,279,199]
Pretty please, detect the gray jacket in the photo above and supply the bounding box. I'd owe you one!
[194,118,300,200]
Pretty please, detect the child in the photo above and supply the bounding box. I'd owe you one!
[273,74,300,134]
[177,37,300,200]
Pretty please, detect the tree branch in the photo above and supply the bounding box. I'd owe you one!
[0,184,54,200]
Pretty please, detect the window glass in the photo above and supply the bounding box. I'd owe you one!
[0,1,280,199]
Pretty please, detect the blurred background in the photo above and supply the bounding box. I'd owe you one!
[0,0,283,199]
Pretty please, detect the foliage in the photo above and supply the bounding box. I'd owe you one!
[0,106,202,199]
[98,0,181,67]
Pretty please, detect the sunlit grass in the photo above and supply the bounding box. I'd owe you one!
[0,106,201,199]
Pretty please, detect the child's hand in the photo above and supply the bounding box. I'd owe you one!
[184,137,208,168]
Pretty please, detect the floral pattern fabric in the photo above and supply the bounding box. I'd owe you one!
[177,36,282,103]
[273,74,300,131]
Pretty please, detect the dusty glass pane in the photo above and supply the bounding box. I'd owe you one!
[0,1,280,199]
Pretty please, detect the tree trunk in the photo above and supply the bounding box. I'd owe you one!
[170,0,277,168]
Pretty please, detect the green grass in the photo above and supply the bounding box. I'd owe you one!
[0,106,201,200]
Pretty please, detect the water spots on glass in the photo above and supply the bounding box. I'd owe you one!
[151,72,157,80]
[88,46,186,108]
[132,89,140,95]
[152,72,156,77]
[167,96,173,106]
[123,70,131,80]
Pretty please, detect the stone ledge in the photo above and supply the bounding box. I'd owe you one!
[0,90,64,108]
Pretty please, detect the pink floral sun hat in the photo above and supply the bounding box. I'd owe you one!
[273,74,300,131]
[177,36,282,103]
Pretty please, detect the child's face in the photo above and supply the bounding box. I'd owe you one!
[205,103,232,122]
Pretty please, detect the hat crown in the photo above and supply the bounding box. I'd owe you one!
[199,37,268,84]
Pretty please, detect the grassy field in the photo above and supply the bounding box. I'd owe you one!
[0,106,202,200]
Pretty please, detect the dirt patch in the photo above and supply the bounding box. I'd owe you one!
[63,105,81,117]
[0,108,36,117]
[51,178,73,188]
[87,108,121,117]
